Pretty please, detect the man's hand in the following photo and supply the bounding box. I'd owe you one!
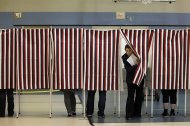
[136,58,140,64]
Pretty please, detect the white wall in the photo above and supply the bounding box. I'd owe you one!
[0,0,190,13]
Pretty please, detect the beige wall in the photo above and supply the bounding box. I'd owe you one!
[0,0,190,13]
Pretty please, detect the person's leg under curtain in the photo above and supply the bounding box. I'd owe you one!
[126,82,136,118]
[7,89,14,116]
[98,91,106,117]
[162,89,170,116]
[63,89,73,116]
[0,90,6,117]
[134,80,144,117]
[70,90,76,115]
[86,90,96,116]
[170,90,177,116]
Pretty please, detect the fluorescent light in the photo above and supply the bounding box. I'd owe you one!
[113,0,176,2]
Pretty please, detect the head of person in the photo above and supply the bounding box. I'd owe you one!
[125,45,133,57]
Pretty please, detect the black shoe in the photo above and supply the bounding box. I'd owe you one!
[8,111,14,117]
[170,111,175,116]
[8,114,14,117]
[162,112,169,117]
[98,114,105,118]
[0,115,5,117]
[126,115,133,120]
[97,112,105,118]
[72,112,76,116]
[97,111,105,118]
[68,113,72,117]
[86,114,92,118]
[134,114,141,118]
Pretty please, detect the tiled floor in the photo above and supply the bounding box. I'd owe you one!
[1,88,190,126]
[2,117,190,126]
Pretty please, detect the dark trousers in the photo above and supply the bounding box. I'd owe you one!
[86,90,106,116]
[0,89,14,116]
[162,89,177,104]
[63,89,76,114]
[126,80,144,117]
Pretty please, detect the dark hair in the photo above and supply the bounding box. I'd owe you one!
[125,44,131,50]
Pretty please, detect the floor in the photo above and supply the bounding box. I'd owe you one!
[1,88,190,126]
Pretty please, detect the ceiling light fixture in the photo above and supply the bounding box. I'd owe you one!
[113,0,176,5]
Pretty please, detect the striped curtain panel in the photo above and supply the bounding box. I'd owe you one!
[16,28,50,90]
[121,29,154,85]
[152,29,190,89]
[51,28,83,89]
[84,30,120,91]
[0,29,16,89]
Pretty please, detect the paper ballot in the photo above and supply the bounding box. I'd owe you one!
[127,54,139,66]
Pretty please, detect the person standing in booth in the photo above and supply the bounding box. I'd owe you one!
[86,90,106,118]
[122,44,144,120]
[63,89,76,117]
[0,89,14,117]
[161,89,177,117]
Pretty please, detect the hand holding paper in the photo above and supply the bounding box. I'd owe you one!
[127,54,140,66]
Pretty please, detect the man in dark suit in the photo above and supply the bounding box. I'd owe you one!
[122,44,144,119]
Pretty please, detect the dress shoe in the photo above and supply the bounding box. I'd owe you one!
[126,115,133,120]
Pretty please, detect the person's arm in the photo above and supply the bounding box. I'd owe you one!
[122,54,137,73]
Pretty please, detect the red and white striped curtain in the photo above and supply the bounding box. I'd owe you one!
[152,29,190,89]
[121,29,154,85]
[84,30,120,91]
[16,28,50,90]
[51,28,83,89]
[0,29,16,89]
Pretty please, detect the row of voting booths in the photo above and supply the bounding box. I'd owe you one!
[0,28,189,118]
